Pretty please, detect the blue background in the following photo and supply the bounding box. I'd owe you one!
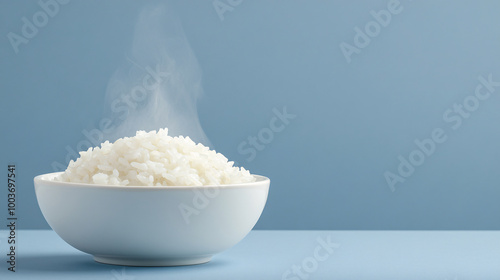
[1,0,500,230]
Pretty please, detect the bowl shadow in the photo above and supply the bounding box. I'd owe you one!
[19,253,232,274]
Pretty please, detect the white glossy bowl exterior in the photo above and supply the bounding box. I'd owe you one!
[34,172,269,266]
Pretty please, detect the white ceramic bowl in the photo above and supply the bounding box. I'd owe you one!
[34,172,269,266]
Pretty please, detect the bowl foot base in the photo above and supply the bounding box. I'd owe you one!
[94,255,212,266]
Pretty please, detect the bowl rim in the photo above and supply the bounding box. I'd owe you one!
[34,172,270,190]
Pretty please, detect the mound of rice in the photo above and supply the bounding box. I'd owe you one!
[55,128,255,186]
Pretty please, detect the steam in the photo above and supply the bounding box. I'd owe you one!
[103,4,211,147]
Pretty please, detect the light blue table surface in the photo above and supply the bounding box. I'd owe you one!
[0,230,499,280]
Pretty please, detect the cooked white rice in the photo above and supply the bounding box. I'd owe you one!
[55,128,255,186]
